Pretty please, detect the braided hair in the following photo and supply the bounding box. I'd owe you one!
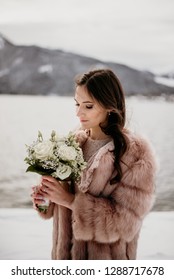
[75,68,129,184]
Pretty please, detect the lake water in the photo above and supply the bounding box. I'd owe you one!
[0,94,174,210]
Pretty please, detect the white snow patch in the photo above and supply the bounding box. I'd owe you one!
[0,209,173,260]
[154,76,174,87]
[38,64,53,74]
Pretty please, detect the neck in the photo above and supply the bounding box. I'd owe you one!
[88,128,110,140]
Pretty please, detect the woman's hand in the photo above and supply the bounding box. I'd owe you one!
[31,185,46,210]
[40,176,74,210]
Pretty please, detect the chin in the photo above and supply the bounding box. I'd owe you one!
[81,123,88,129]
[80,124,89,130]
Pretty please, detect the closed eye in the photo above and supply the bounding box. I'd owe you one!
[86,105,93,109]
[75,103,93,109]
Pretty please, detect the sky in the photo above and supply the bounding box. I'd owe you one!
[0,0,174,73]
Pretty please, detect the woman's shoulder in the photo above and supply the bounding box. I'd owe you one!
[126,129,153,151]
[74,128,157,165]
[124,129,157,166]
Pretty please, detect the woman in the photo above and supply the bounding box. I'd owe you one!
[31,68,157,260]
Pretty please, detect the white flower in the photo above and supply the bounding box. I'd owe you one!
[25,130,87,182]
[33,140,54,161]
[52,163,72,180]
[58,144,77,161]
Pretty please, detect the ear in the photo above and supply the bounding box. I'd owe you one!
[108,109,115,115]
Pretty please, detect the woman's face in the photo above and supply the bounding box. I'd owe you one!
[74,85,109,133]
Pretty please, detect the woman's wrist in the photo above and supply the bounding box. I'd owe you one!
[59,180,75,209]
[63,193,75,210]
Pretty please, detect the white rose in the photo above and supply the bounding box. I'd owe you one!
[52,163,72,180]
[34,141,54,160]
[58,144,77,161]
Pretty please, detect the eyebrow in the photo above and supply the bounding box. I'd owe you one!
[74,98,94,104]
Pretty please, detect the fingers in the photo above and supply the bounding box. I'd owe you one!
[32,185,38,192]
[31,184,48,210]
[31,185,44,200]
[42,175,57,183]
[41,181,54,191]
[31,177,59,206]
[40,187,49,196]
[34,199,44,205]
[33,204,38,210]
[41,177,61,191]
[31,193,44,203]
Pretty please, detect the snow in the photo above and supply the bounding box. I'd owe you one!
[154,76,174,87]
[0,208,173,260]
[38,64,53,74]
[0,0,174,73]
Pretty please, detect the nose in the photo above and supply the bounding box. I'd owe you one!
[76,106,84,117]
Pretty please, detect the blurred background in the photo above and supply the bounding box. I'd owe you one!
[0,0,174,210]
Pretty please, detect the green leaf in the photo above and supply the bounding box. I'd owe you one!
[26,166,39,173]
[37,205,49,213]
[26,165,53,176]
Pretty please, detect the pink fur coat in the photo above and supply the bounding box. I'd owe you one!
[37,130,157,260]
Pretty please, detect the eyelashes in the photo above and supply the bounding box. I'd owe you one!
[86,105,93,109]
[75,103,93,109]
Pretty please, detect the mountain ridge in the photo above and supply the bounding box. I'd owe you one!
[0,33,173,96]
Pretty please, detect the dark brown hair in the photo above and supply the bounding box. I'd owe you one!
[75,68,128,184]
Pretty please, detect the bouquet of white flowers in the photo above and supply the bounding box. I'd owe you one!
[25,130,87,182]
[25,130,86,212]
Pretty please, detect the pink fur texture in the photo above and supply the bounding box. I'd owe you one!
[38,130,157,260]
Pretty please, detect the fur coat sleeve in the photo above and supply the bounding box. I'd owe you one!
[72,133,157,244]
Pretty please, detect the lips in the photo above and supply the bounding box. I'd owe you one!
[80,119,88,122]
